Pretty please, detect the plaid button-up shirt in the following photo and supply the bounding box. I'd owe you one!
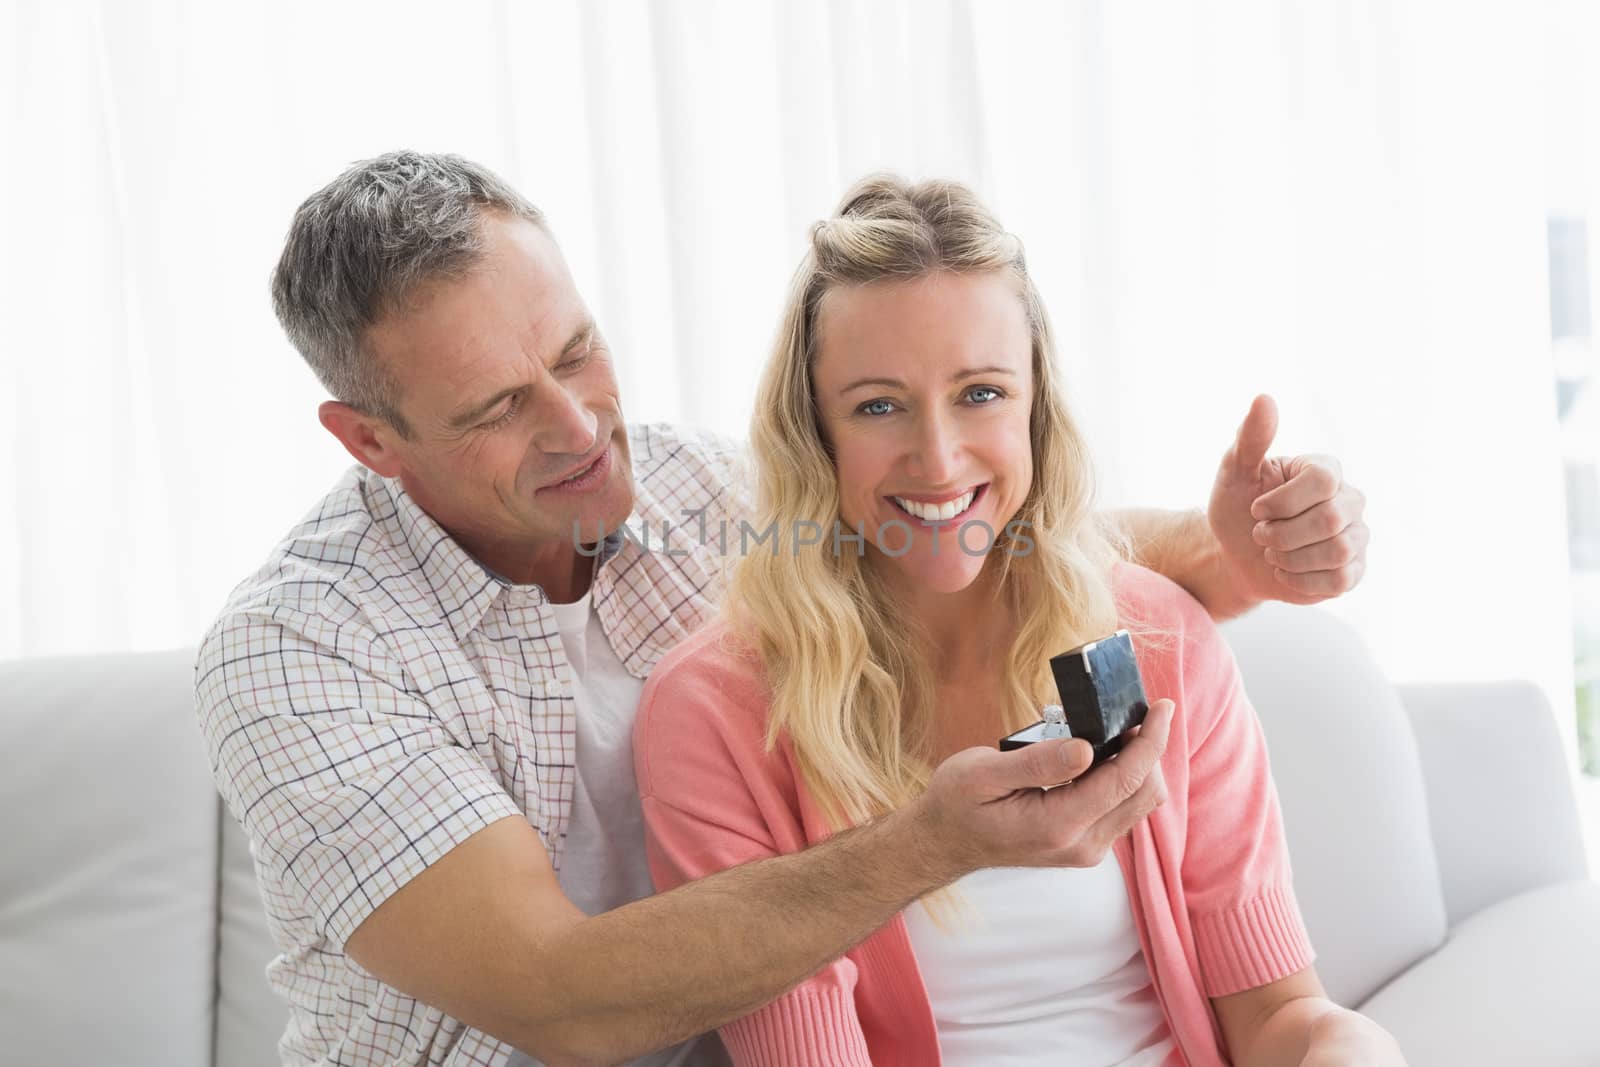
[195,423,746,1066]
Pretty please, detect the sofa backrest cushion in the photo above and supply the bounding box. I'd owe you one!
[0,649,216,1067]
[1221,605,1449,1006]
[216,810,289,1066]
[1398,681,1590,926]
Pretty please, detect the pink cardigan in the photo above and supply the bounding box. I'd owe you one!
[632,564,1315,1066]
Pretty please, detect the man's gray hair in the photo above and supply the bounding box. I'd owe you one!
[271,150,545,436]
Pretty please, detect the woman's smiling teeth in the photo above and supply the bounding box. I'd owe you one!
[891,487,979,522]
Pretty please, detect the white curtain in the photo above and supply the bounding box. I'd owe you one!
[0,0,1582,736]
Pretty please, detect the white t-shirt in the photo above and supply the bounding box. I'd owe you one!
[548,589,656,918]
[505,591,725,1067]
[902,858,1178,1067]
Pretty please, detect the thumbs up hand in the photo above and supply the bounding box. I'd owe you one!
[1207,395,1369,608]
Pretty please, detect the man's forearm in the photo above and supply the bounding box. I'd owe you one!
[1109,507,1256,621]
[497,804,960,1066]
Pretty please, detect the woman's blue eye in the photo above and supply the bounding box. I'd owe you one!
[966,386,1003,404]
[860,399,896,417]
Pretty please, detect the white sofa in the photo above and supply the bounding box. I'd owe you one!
[1,605,1596,1066]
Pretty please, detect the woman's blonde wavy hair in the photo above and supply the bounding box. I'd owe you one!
[723,175,1125,831]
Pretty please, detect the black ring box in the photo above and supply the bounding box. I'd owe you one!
[999,629,1149,765]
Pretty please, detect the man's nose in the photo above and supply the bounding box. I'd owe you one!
[906,412,962,485]
[532,384,598,456]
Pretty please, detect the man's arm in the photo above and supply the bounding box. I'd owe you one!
[347,809,939,1066]
[1111,506,1244,617]
[1112,395,1369,620]
[344,703,1176,1067]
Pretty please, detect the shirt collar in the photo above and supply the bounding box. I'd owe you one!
[376,474,625,644]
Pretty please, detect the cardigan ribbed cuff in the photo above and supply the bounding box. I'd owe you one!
[1193,883,1317,997]
[720,983,874,1067]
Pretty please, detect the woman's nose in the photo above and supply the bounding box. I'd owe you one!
[906,414,962,485]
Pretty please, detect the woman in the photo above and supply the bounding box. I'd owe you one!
[632,176,1402,1066]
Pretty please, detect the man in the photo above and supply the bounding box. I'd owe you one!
[196,151,1368,1067]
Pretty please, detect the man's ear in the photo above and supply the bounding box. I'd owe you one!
[319,400,406,478]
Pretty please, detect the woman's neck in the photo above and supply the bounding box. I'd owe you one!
[885,564,1012,683]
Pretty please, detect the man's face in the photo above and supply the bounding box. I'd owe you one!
[362,215,634,583]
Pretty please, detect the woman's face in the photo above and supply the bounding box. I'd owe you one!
[811,269,1035,596]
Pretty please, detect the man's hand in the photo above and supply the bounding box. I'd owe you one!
[1209,395,1369,609]
[912,699,1174,879]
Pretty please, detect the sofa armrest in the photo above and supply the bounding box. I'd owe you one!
[1397,681,1589,927]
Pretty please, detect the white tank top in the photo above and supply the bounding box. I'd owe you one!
[903,858,1178,1066]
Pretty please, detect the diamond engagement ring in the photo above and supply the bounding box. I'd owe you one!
[1040,703,1069,739]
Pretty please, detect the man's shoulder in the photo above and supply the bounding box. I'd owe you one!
[626,422,749,518]
[627,420,743,467]
[211,466,379,604]
[200,466,416,655]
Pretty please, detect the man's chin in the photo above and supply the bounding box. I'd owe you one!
[556,489,635,545]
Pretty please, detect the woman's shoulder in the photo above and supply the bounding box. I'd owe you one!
[1111,559,1215,633]
[1111,561,1240,704]
[644,616,767,694]
[635,618,772,740]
